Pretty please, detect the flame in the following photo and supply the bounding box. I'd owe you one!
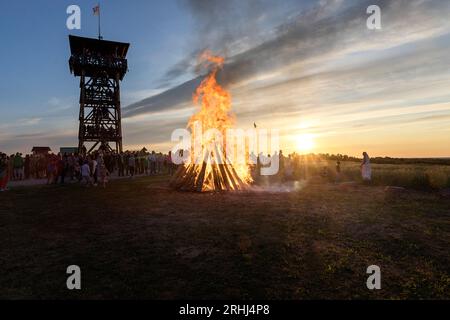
[175,50,251,191]
[188,50,234,133]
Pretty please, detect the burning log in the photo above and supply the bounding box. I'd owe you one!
[170,144,249,192]
[171,162,249,192]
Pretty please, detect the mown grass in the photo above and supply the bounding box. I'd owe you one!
[0,174,449,299]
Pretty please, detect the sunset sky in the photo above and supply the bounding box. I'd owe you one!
[1,0,450,157]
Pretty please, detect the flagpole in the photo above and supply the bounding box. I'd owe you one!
[98,3,102,40]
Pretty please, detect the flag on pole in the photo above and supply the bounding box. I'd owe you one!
[93,5,100,16]
[93,4,102,40]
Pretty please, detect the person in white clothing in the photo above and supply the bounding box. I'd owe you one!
[81,160,92,186]
[361,152,372,182]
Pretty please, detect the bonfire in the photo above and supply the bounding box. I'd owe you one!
[170,51,252,192]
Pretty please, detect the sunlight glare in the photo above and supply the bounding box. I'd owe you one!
[296,133,315,153]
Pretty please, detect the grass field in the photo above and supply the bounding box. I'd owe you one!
[1,174,449,299]
[295,160,450,190]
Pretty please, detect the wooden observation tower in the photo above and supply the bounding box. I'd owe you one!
[68,35,129,153]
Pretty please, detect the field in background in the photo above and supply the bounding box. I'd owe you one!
[290,160,450,190]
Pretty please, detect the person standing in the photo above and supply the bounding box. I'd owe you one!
[46,157,56,184]
[24,155,30,180]
[97,155,109,188]
[74,156,81,182]
[361,152,372,182]
[30,155,37,179]
[90,155,98,186]
[157,152,164,174]
[335,160,341,183]
[118,152,125,177]
[139,154,144,174]
[13,153,24,181]
[81,160,92,186]
[68,154,75,180]
[124,152,130,176]
[0,153,9,191]
[147,152,152,175]
[128,152,136,177]
[59,154,69,184]
[38,155,46,179]
[149,151,157,175]
[278,150,285,179]
[167,151,174,175]
[8,155,14,181]
[144,153,149,175]
[104,152,112,174]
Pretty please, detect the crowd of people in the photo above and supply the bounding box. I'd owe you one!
[0,148,372,192]
[0,150,177,191]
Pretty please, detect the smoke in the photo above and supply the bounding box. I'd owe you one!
[249,180,308,193]
[159,0,391,87]
[182,0,270,51]
[158,0,290,86]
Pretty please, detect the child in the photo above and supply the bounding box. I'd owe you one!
[81,160,92,186]
[97,157,109,188]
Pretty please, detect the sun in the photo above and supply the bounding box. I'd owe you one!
[296,134,315,153]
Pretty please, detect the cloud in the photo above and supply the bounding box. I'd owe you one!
[126,0,450,116]
[0,129,77,155]
[46,96,75,112]
[19,117,42,126]
[123,77,202,118]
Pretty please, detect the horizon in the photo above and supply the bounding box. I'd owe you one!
[1,0,450,157]
[3,146,450,161]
